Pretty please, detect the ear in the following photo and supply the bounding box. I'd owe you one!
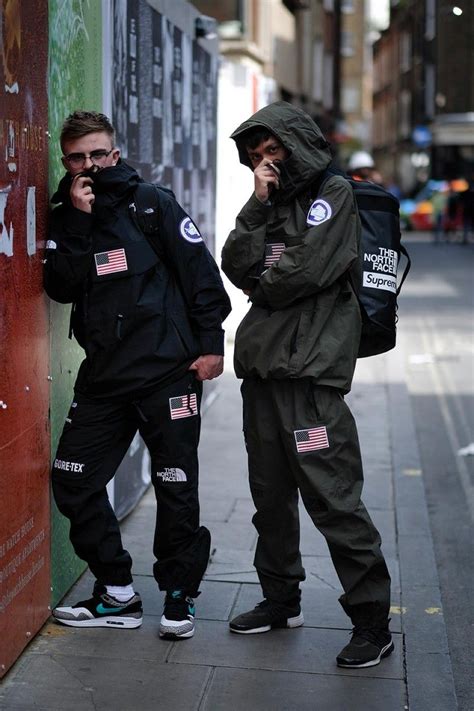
[61,156,69,172]
[112,148,121,165]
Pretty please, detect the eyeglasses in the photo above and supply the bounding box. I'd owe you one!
[63,149,113,168]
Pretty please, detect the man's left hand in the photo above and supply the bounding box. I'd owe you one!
[188,354,224,380]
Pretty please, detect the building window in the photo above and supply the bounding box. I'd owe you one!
[312,39,324,102]
[399,90,411,138]
[342,86,360,113]
[342,0,355,12]
[323,51,334,109]
[341,31,355,57]
[192,0,244,38]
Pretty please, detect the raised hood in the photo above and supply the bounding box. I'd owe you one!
[230,101,332,203]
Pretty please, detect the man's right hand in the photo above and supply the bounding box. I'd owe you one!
[254,160,281,203]
[70,175,95,213]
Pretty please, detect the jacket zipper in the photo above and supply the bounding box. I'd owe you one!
[116,313,124,340]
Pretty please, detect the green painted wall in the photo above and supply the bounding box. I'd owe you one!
[48,0,103,606]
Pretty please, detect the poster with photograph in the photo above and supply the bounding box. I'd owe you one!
[112,0,218,253]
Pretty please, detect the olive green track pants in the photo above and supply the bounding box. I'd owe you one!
[241,378,391,625]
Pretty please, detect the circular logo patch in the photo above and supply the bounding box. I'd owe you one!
[180,217,203,243]
[306,199,332,226]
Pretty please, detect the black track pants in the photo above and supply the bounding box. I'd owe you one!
[241,378,391,625]
[51,372,210,596]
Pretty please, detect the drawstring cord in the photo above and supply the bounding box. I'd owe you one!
[187,379,193,414]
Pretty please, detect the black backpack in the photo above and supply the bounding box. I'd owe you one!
[308,168,411,358]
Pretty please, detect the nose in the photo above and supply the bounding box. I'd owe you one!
[83,155,94,168]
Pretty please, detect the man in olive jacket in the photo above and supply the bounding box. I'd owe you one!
[221,101,392,669]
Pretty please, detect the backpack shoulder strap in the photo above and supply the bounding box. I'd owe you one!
[132,182,161,235]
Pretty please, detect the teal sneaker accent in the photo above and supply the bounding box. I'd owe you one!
[96,603,126,614]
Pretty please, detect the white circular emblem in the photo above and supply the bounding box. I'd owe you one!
[306,199,332,226]
[180,217,203,243]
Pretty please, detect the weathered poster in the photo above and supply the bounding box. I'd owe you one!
[112,0,218,253]
[0,0,50,678]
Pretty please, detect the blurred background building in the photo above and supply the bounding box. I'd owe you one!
[373,0,474,195]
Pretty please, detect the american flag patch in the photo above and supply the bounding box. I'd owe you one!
[169,393,198,420]
[294,426,329,453]
[264,242,285,267]
[94,248,128,276]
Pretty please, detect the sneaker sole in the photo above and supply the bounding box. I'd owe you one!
[53,615,143,629]
[159,627,195,639]
[336,640,394,668]
[229,612,304,635]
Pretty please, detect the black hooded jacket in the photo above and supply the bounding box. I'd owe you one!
[44,161,231,398]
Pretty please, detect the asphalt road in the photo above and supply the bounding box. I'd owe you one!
[397,231,473,711]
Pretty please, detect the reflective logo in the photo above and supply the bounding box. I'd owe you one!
[306,199,332,226]
[46,240,57,250]
[54,459,84,473]
[179,217,202,243]
[156,467,188,482]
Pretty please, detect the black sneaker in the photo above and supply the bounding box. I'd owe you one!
[336,625,394,668]
[229,599,304,634]
[52,585,143,629]
[159,590,195,639]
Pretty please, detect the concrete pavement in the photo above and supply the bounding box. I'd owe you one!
[0,348,457,710]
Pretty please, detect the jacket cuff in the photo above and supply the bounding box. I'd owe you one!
[249,282,270,308]
[239,193,272,226]
[199,330,225,355]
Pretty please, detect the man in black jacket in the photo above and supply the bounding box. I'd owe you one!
[45,111,231,639]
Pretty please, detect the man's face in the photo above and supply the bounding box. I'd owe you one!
[246,136,289,170]
[61,131,120,177]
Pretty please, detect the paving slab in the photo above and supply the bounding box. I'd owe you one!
[0,654,211,711]
[169,619,404,680]
[202,667,406,711]
[29,617,172,663]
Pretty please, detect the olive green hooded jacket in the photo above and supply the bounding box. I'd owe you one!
[221,101,361,393]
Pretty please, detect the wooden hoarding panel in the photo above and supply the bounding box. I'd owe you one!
[0,0,50,677]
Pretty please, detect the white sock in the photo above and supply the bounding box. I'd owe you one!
[106,584,135,602]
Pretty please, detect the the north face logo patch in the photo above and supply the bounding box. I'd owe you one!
[156,467,188,482]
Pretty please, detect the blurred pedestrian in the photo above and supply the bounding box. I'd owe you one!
[44,110,231,639]
[347,150,383,185]
[431,184,449,243]
[460,174,474,244]
[221,101,393,669]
